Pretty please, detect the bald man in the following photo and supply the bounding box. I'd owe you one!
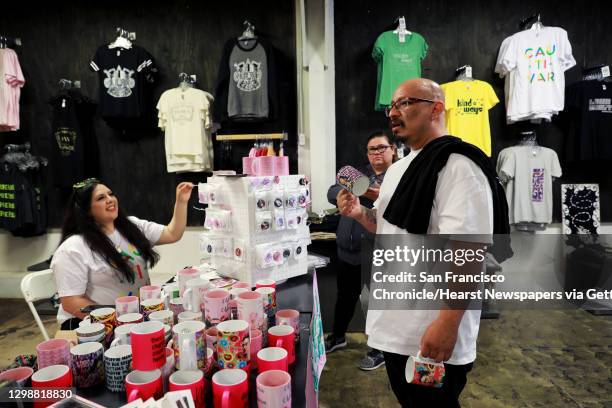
[337,78,506,407]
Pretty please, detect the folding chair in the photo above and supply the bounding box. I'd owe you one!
[20,269,56,341]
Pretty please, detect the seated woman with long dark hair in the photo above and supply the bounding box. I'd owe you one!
[51,178,194,330]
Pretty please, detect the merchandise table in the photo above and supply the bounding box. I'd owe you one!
[77,271,315,407]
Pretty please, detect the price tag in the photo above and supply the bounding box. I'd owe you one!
[61,98,66,108]
[602,66,610,78]
[399,33,406,43]
[116,50,121,57]
[465,66,472,78]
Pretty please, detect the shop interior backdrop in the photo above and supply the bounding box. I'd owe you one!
[334,0,612,222]
[0,0,297,227]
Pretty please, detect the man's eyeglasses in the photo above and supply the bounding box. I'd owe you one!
[384,97,436,117]
[73,178,99,191]
[367,144,392,155]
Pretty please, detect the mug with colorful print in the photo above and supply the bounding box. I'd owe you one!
[90,307,117,347]
[405,352,445,388]
[216,319,250,371]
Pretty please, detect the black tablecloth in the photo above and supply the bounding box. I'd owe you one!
[78,271,314,407]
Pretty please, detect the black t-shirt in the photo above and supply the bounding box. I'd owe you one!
[90,45,157,120]
[565,80,612,161]
[49,90,98,187]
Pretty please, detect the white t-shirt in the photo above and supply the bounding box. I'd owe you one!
[497,145,561,224]
[52,216,164,323]
[157,87,214,173]
[366,149,494,365]
[496,27,575,123]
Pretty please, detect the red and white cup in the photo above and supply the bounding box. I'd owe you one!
[267,325,295,365]
[255,279,276,289]
[178,268,200,296]
[31,365,72,408]
[115,296,140,316]
[125,369,163,402]
[405,352,446,388]
[0,366,34,387]
[249,329,263,370]
[257,347,288,373]
[256,369,292,408]
[36,339,71,369]
[212,369,249,408]
[130,321,167,371]
[169,370,206,408]
[203,289,231,327]
[275,309,300,343]
[237,291,265,333]
[139,285,161,301]
[117,313,144,325]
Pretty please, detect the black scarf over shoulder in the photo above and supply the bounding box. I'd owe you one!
[382,136,512,260]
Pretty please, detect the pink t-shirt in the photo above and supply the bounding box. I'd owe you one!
[0,48,25,131]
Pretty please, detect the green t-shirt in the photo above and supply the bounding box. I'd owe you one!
[372,31,428,110]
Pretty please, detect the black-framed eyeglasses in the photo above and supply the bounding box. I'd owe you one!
[367,144,392,155]
[384,97,436,117]
[73,178,99,191]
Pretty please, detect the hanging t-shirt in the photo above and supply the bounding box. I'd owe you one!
[372,31,428,110]
[0,48,25,132]
[52,216,164,323]
[228,40,269,119]
[49,91,98,187]
[366,149,493,365]
[496,27,575,123]
[90,45,156,120]
[497,145,562,224]
[565,80,612,161]
[441,80,499,156]
[156,87,214,173]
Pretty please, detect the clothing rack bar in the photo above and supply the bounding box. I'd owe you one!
[216,132,287,141]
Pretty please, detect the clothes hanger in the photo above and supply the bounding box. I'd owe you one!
[109,27,134,49]
[238,21,257,41]
[455,65,474,81]
[392,16,412,42]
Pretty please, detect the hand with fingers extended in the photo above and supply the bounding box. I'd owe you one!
[336,189,362,219]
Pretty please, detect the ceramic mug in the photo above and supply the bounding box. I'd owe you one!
[275,309,300,344]
[90,307,117,346]
[139,285,162,301]
[255,279,276,289]
[178,268,200,296]
[212,369,249,408]
[70,342,105,388]
[31,364,72,408]
[204,289,231,327]
[170,320,207,371]
[237,291,266,333]
[267,325,295,365]
[178,310,203,323]
[169,370,206,408]
[405,352,446,388]
[169,298,185,322]
[130,321,167,371]
[273,156,289,176]
[255,287,277,331]
[117,312,144,325]
[149,310,175,326]
[229,288,249,320]
[103,344,132,392]
[36,339,71,369]
[256,369,292,408]
[141,298,165,320]
[110,323,135,347]
[249,329,263,371]
[75,323,106,344]
[125,369,163,402]
[115,296,140,316]
[0,366,34,387]
[183,277,211,314]
[242,157,255,175]
[257,347,288,374]
[252,156,277,176]
[216,319,250,371]
[336,165,370,196]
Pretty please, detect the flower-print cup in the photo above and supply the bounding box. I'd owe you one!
[216,319,250,371]
[70,342,105,388]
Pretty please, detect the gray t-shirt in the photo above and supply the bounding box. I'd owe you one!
[228,40,269,119]
[497,145,562,224]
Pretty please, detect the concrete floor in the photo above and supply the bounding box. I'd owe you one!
[1,301,611,407]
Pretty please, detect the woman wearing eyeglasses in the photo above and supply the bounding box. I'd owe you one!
[51,178,194,330]
[325,131,396,371]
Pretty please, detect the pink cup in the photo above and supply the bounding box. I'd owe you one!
[115,296,140,316]
[250,329,263,370]
[178,268,200,296]
[273,156,289,176]
[255,279,276,289]
[242,157,255,175]
[0,366,34,386]
[268,325,295,365]
[139,285,161,301]
[237,291,266,333]
[252,156,278,176]
[256,369,292,408]
[276,309,300,343]
[212,369,249,408]
[203,289,230,327]
[36,339,71,369]
[232,282,251,290]
[257,347,288,373]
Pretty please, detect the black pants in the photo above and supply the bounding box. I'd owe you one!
[383,352,473,408]
[332,259,362,338]
[60,317,82,330]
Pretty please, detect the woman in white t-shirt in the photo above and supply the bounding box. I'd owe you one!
[51,178,194,329]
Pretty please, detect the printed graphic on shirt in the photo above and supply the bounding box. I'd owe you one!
[54,127,77,156]
[233,58,262,92]
[171,105,194,123]
[588,98,612,112]
[531,168,544,202]
[524,44,556,83]
[116,243,144,280]
[455,98,485,115]
[103,65,136,98]
[0,183,16,220]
